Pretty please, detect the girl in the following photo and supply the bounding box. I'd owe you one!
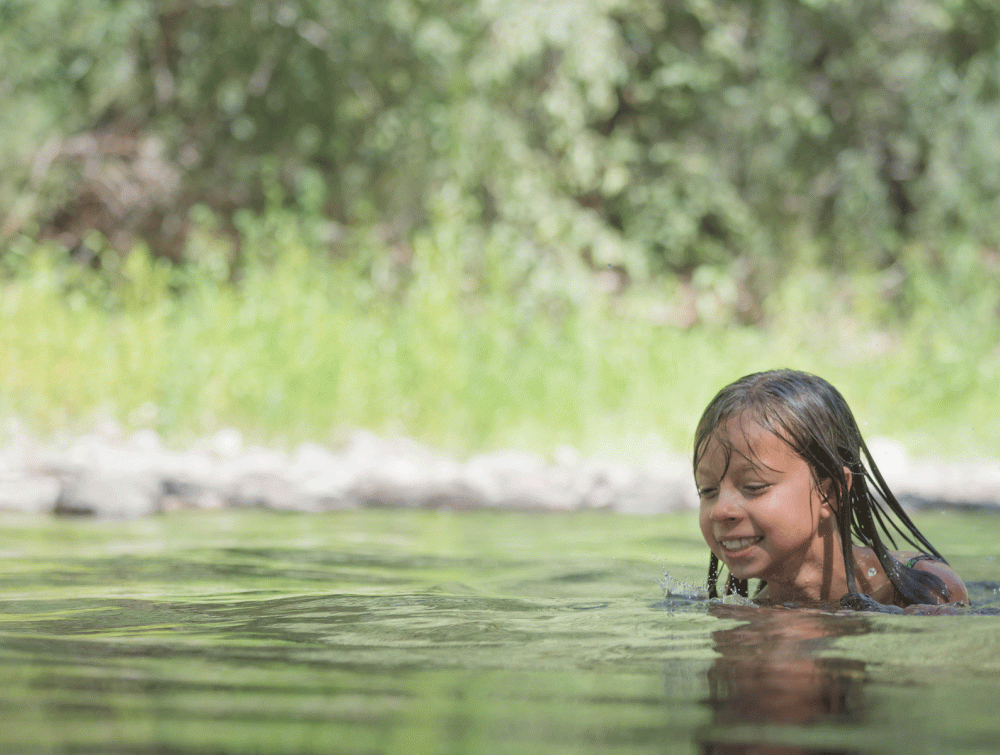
[694,369,968,610]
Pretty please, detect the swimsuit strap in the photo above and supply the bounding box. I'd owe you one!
[905,554,938,568]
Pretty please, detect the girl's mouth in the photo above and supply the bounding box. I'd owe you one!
[719,536,763,552]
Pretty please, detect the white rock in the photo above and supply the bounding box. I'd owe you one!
[0,473,61,514]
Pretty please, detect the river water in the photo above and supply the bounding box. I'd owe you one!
[1,509,998,754]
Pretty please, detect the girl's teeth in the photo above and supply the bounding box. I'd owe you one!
[722,537,761,550]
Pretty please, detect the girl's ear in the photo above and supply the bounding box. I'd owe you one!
[842,466,853,494]
[819,466,853,511]
[818,479,836,520]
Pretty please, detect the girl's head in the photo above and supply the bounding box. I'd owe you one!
[694,370,861,515]
[694,369,945,603]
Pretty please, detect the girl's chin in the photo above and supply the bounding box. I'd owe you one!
[718,558,760,582]
[725,568,757,582]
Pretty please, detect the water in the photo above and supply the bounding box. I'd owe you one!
[1,509,999,755]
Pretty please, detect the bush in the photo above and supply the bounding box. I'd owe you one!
[3,1,1000,297]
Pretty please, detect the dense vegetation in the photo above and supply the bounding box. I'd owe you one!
[2,0,999,457]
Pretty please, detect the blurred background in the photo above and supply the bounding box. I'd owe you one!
[1,0,998,460]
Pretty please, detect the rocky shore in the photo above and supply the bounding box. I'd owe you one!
[0,423,998,518]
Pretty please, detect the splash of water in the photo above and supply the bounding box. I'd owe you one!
[658,572,709,600]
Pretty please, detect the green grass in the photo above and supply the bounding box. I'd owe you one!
[2,217,998,461]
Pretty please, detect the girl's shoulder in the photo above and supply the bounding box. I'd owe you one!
[852,546,969,607]
[890,550,969,606]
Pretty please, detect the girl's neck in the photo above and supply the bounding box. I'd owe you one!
[756,525,850,604]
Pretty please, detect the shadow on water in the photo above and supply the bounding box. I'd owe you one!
[661,587,1000,755]
[694,605,872,755]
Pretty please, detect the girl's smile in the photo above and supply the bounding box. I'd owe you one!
[718,536,764,554]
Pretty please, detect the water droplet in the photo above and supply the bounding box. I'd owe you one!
[868,567,877,577]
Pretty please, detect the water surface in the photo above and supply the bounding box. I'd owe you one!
[1,509,998,754]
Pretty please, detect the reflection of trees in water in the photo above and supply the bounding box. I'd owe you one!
[697,605,871,755]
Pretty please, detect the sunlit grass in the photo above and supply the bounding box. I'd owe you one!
[1,219,998,461]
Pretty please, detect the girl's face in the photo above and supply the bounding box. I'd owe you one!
[696,416,839,600]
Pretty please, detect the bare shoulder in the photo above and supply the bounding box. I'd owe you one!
[912,559,969,605]
[893,550,970,606]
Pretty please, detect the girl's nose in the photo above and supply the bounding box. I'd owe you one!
[708,488,742,521]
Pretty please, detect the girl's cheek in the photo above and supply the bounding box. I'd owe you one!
[698,511,713,545]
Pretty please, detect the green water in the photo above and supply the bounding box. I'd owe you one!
[1,509,998,755]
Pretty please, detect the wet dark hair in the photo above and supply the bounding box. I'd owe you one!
[694,369,948,605]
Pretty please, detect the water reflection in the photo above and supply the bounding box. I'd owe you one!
[697,605,871,755]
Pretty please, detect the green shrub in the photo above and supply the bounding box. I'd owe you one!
[4,0,1000,296]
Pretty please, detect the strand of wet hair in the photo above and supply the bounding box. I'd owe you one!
[848,457,949,604]
[707,553,721,598]
[833,437,942,558]
[858,437,945,560]
[706,553,749,599]
[838,498,858,594]
[854,458,943,559]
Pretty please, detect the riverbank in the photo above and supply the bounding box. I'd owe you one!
[1,423,997,518]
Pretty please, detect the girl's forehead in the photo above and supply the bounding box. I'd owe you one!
[716,414,784,448]
[697,415,797,469]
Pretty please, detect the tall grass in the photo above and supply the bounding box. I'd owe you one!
[2,213,998,461]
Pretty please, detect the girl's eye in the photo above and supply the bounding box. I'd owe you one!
[744,484,769,495]
[697,487,717,499]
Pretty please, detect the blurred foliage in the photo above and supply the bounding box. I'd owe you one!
[2,0,1000,308]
